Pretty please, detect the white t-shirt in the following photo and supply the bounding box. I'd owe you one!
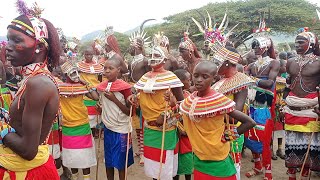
[99,90,132,134]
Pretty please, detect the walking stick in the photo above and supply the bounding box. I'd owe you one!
[298,86,319,180]
[125,106,133,180]
[96,115,102,180]
[158,87,171,180]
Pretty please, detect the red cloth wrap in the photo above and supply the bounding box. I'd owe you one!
[194,169,237,180]
[178,136,192,154]
[262,87,276,168]
[87,106,98,115]
[47,130,59,145]
[96,79,132,92]
[0,156,59,180]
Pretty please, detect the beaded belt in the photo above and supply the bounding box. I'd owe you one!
[287,105,315,111]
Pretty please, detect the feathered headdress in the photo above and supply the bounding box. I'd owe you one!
[153,31,169,47]
[192,10,239,45]
[252,9,271,37]
[129,19,155,49]
[251,9,272,49]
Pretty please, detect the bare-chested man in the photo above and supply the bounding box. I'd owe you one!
[127,29,151,165]
[128,32,150,83]
[0,4,60,179]
[283,31,320,180]
[245,36,280,180]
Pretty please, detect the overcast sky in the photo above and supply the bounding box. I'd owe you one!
[0,0,319,38]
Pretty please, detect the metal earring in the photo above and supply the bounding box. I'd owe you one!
[226,63,229,67]
[35,49,40,54]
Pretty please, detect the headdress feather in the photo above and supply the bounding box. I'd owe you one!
[16,0,30,16]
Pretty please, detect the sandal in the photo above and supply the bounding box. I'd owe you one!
[276,149,285,160]
[245,168,263,178]
[272,152,278,160]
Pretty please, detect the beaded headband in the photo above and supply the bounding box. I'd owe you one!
[297,28,317,53]
[8,1,49,48]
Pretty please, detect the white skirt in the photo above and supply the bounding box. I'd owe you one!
[62,146,97,168]
[49,144,61,159]
[144,150,178,180]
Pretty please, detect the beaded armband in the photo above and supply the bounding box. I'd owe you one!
[0,122,16,143]
[89,87,97,93]
[0,108,10,123]
[221,128,239,142]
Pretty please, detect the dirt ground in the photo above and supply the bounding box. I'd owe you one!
[63,133,319,180]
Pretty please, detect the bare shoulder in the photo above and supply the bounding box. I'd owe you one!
[26,75,58,95]
[271,58,280,67]
[287,57,296,66]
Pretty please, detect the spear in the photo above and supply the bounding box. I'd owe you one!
[124,106,133,180]
[298,86,319,180]
[158,87,171,180]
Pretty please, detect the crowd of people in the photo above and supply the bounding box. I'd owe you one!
[0,1,319,180]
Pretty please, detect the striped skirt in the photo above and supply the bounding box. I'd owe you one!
[61,123,97,168]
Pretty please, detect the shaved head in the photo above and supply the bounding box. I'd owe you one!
[194,60,218,76]
[105,56,121,68]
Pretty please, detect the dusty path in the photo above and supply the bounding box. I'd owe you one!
[65,133,319,180]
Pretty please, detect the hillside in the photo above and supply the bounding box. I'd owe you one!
[144,0,320,48]
[79,0,319,51]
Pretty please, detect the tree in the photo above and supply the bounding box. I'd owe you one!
[145,0,320,49]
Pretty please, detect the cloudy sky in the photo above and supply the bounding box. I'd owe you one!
[0,0,318,38]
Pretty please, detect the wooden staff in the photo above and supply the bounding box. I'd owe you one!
[298,86,319,180]
[158,87,171,180]
[125,106,133,180]
[95,115,102,180]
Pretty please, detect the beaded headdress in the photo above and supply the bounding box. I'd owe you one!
[60,60,80,82]
[8,1,49,48]
[146,46,167,67]
[129,19,155,49]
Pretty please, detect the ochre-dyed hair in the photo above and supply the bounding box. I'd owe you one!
[267,39,276,59]
[10,15,61,71]
[0,45,6,64]
[107,35,122,56]
[192,43,202,59]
